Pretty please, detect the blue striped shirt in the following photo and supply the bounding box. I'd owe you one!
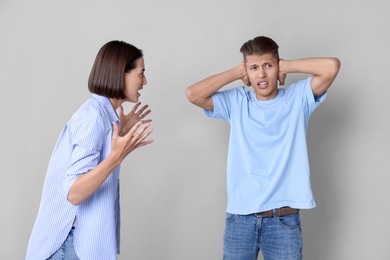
[26,94,121,260]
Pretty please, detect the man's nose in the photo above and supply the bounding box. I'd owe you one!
[258,68,266,78]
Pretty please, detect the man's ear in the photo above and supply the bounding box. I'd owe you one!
[243,76,251,87]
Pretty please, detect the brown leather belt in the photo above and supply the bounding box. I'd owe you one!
[255,207,299,217]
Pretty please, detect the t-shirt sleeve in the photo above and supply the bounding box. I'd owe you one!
[285,77,327,121]
[63,106,107,195]
[303,76,327,116]
[204,87,244,121]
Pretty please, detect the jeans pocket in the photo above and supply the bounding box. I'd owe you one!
[276,213,301,230]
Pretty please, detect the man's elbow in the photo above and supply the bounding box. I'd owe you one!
[329,57,341,77]
[185,86,212,110]
[185,87,198,104]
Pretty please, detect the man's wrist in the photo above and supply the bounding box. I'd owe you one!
[279,59,288,73]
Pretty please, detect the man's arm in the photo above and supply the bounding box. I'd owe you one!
[279,58,341,97]
[185,63,248,110]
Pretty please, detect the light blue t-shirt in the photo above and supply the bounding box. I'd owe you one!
[205,77,326,214]
[26,95,121,260]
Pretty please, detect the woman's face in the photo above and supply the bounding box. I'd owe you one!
[124,57,147,102]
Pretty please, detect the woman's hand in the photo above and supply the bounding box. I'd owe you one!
[118,102,152,137]
[111,121,153,164]
[67,121,153,205]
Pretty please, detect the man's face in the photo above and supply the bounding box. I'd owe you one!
[245,53,279,101]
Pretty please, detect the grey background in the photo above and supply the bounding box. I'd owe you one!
[1,0,389,259]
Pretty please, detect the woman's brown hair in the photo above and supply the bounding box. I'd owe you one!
[88,41,143,99]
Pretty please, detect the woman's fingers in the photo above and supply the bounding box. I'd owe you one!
[123,121,141,139]
[134,126,153,143]
[130,102,141,113]
[118,105,124,118]
[121,122,153,155]
[136,105,151,119]
[112,122,119,138]
[131,122,152,141]
[141,119,152,124]
[134,139,154,150]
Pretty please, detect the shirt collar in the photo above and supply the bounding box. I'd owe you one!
[92,94,120,123]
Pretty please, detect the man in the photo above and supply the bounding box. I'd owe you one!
[185,36,340,260]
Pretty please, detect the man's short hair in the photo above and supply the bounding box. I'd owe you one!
[240,36,279,60]
[88,41,143,99]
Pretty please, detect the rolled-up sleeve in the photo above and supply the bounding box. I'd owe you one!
[63,107,106,195]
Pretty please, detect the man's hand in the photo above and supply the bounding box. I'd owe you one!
[239,61,250,86]
[118,102,152,137]
[278,58,287,86]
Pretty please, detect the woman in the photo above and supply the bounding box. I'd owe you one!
[26,41,153,260]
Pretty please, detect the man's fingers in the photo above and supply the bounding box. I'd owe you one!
[243,76,250,86]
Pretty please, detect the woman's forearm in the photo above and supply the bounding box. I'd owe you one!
[67,153,121,205]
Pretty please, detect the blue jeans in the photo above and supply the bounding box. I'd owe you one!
[223,213,302,260]
[47,227,79,260]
